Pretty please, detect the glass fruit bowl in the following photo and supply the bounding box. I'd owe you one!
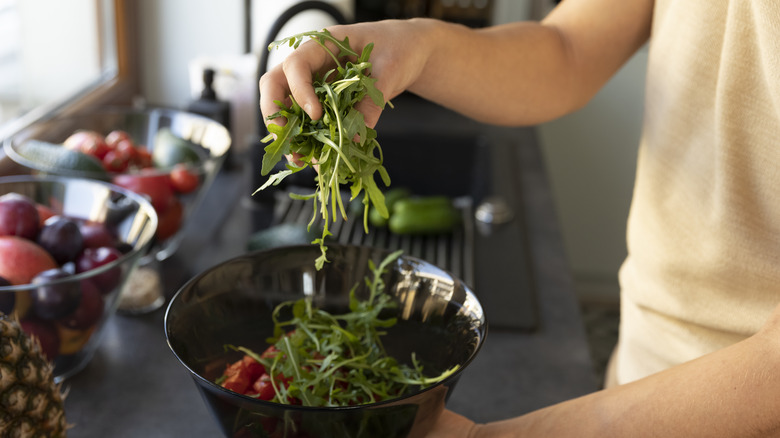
[3,107,230,260]
[3,107,231,313]
[165,244,487,438]
[0,175,157,381]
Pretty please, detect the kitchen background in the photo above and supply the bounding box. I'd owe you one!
[134,0,646,307]
[0,0,643,384]
[0,0,645,306]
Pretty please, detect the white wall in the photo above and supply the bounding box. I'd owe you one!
[136,0,352,151]
[539,50,646,302]
[137,0,245,108]
[491,0,534,22]
[493,0,647,302]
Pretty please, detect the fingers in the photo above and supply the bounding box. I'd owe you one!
[259,66,293,127]
[282,48,325,120]
[354,94,384,129]
[258,22,410,130]
[355,62,403,129]
[259,65,321,125]
[285,153,306,168]
[259,36,332,123]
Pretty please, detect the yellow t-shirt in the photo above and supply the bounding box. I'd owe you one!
[615,0,780,384]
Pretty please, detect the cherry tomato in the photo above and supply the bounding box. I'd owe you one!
[169,164,200,194]
[112,171,173,213]
[115,139,139,164]
[105,130,131,149]
[155,197,183,241]
[102,149,131,172]
[64,131,110,160]
[134,146,153,168]
[82,137,111,160]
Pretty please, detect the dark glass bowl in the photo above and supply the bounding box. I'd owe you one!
[165,244,487,438]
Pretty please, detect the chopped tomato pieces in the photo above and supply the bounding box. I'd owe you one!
[261,345,278,358]
[252,373,276,400]
[220,355,265,395]
[219,348,300,402]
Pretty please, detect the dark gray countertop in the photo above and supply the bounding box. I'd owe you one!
[62,97,598,437]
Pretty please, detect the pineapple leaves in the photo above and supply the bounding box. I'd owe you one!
[258,29,392,270]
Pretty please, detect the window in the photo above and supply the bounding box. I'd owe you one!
[0,0,136,144]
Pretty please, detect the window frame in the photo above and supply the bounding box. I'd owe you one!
[0,0,138,168]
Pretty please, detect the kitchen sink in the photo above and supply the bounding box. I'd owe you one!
[377,132,486,198]
[373,130,538,331]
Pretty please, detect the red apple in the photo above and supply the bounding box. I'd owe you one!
[0,236,58,285]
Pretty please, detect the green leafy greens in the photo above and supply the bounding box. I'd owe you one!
[225,250,459,407]
[255,29,392,270]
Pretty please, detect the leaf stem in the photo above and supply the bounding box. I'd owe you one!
[259,29,390,271]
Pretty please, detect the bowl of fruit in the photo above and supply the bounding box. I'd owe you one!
[0,174,157,381]
[2,107,231,262]
[165,244,487,438]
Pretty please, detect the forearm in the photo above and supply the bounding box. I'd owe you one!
[407,20,579,126]
[408,0,652,126]
[259,0,652,128]
[471,322,780,437]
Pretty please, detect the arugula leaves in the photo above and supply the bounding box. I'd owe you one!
[226,250,459,407]
[256,30,392,270]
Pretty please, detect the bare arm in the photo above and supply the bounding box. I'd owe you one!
[259,0,653,127]
[428,302,780,438]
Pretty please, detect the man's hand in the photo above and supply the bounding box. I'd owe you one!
[258,20,433,130]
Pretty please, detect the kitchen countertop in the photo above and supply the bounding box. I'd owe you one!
[62,97,598,437]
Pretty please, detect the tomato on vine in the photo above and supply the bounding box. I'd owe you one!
[169,164,199,194]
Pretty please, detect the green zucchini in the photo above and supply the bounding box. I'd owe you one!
[388,197,461,235]
[368,187,411,227]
